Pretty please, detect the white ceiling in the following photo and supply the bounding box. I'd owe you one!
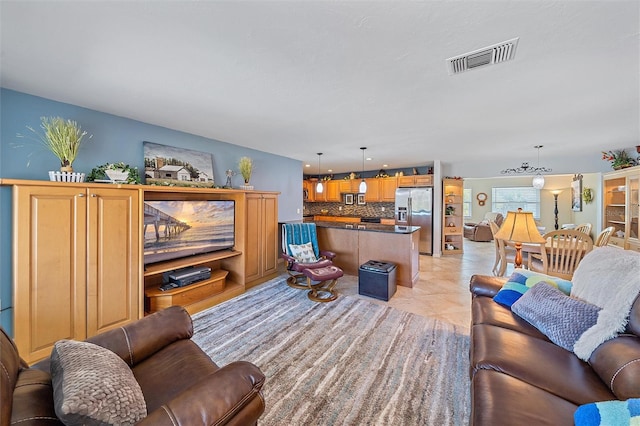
[1,1,639,176]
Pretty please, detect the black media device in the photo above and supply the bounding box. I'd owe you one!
[163,266,212,288]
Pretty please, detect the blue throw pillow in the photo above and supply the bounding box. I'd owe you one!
[574,398,640,425]
[511,282,601,352]
[493,270,572,308]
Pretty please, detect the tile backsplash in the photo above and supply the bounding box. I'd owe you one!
[303,201,395,219]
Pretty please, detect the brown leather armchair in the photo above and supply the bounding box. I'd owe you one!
[2,306,265,425]
[464,212,504,242]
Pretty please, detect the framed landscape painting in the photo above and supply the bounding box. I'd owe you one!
[143,142,215,187]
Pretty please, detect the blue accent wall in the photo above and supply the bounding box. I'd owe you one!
[0,88,303,335]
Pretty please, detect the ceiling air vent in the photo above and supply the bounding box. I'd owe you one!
[446,38,519,75]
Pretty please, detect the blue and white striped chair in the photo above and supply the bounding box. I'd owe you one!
[281,223,336,289]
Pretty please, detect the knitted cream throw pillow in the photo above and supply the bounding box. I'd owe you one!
[51,339,147,425]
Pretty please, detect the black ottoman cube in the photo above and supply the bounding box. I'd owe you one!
[358,260,397,301]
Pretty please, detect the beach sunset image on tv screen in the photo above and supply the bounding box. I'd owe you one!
[143,200,235,265]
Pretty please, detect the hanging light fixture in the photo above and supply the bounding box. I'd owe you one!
[532,145,546,189]
[500,145,551,189]
[359,147,367,193]
[316,153,323,193]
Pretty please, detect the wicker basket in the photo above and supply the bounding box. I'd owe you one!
[48,171,86,183]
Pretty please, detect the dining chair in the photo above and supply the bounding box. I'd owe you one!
[528,229,594,280]
[488,221,503,276]
[489,220,535,277]
[594,226,615,247]
[574,223,593,236]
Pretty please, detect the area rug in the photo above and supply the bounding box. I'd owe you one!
[192,275,471,425]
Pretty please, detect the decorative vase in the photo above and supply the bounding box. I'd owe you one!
[105,169,130,182]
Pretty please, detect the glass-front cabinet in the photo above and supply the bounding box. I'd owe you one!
[629,173,639,251]
[602,165,640,252]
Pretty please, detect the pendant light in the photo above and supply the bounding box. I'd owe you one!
[359,147,367,193]
[500,145,551,190]
[531,145,545,189]
[316,153,323,193]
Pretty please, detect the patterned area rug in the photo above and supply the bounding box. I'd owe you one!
[192,275,470,425]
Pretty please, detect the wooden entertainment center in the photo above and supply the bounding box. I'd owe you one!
[1,179,279,364]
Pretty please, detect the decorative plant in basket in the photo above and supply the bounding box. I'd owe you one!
[238,156,253,185]
[22,116,91,173]
[601,149,637,170]
[86,162,141,184]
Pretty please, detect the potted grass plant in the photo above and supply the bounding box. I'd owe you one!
[239,156,253,189]
[22,116,92,181]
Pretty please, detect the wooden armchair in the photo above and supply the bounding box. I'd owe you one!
[574,223,593,237]
[528,230,594,280]
[595,226,615,247]
[489,220,533,277]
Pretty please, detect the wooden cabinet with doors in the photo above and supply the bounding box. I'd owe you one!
[398,175,433,187]
[379,177,398,201]
[245,192,279,285]
[363,178,380,202]
[324,180,341,202]
[303,179,316,202]
[442,178,464,254]
[603,165,640,251]
[339,179,359,194]
[10,182,140,364]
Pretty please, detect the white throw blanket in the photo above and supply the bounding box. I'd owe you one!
[570,246,640,360]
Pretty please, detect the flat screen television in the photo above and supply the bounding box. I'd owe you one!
[143,200,235,265]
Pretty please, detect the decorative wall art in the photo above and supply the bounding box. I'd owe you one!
[143,142,215,187]
[344,193,354,205]
[357,193,366,205]
[571,174,583,212]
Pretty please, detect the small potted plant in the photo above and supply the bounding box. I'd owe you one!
[23,116,91,180]
[86,162,140,184]
[238,157,253,189]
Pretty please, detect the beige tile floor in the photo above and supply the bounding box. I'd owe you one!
[331,239,500,329]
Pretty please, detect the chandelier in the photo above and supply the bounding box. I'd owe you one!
[500,145,551,189]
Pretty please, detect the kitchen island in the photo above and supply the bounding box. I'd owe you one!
[314,221,420,287]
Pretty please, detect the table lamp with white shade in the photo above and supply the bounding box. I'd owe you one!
[494,208,546,268]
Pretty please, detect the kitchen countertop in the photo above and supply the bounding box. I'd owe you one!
[313,221,419,234]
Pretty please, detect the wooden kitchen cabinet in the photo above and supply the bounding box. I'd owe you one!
[324,180,341,202]
[303,179,316,202]
[245,192,279,285]
[12,184,140,364]
[380,177,398,201]
[398,175,433,187]
[363,178,380,202]
[339,180,358,193]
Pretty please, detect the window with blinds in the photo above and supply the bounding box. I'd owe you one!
[492,187,540,219]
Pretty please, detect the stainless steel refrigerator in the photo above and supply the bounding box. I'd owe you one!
[395,187,433,254]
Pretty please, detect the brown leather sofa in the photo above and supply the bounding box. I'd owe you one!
[469,274,640,425]
[464,213,503,242]
[2,306,265,426]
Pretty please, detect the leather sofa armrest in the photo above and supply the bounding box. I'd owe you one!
[87,306,193,367]
[469,274,507,298]
[281,252,297,265]
[589,335,640,400]
[139,361,265,425]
